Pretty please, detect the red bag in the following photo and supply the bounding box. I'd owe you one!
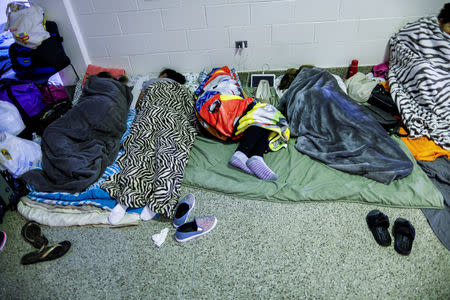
[196,92,254,141]
[40,84,69,105]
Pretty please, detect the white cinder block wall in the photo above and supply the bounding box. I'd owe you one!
[66,0,447,75]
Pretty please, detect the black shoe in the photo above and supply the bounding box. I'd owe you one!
[366,210,391,246]
[393,218,415,255]
[21,221,48,249]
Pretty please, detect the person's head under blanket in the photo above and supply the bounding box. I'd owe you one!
[438,3,450,34]
[96,71,129,84]
[159,68,186,84]
[136,68,186,108]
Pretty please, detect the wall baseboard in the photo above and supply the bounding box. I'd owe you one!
[238,66,374,87]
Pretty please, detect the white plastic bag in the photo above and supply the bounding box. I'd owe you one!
[256,79,271,104]
[5,2,50,49]
[0,101,25,135]
[0,131,41,177]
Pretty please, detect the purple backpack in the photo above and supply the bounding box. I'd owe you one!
[0,79,45,117]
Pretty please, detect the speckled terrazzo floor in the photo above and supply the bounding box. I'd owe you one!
[1,65,448,298]
[0,186,449,299]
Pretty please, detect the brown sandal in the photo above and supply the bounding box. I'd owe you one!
[20,241,71,265]
[21,221,48,249]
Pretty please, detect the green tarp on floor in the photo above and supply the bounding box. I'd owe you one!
[183,136,444,209]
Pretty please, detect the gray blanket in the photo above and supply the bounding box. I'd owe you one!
[22,75,132,192]
[278,68,413,184]
[419,157,450,250]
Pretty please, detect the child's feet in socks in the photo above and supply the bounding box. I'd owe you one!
[108,203,128,225]
[246,156,278,181]
[229,151,253,174]
[140,205,156,221]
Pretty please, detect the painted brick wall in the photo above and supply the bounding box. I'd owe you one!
[70,0,447,74]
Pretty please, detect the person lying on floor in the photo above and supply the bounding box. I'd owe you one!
[388,3,450,150]
[229,107,290,181]
[195,66,290,181]
[106,69,197,225]
[277,66,413,184]
[22,72,132,193]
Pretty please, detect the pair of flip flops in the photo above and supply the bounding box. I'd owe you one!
[366,210,415,255]
[20,221,71,265]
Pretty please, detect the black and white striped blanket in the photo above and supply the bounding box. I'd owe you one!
[101,81,198,218]
[388,16,450,150]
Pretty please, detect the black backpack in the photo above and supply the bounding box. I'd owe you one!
[0,170,29,223]
[33,98,72,136]
[367,84,399,116]
[364,84,408,137]
[9,21,70,81]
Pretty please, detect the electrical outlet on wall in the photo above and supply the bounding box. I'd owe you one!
[235,41,248,48]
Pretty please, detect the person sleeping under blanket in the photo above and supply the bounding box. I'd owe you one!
[388,3,450,150]
[103,69,195,225]
[278,66,413,184]
[194,66,290,181]
[22,72,132,193]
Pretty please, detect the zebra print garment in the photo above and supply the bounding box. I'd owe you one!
[388,16,450,150]
[101,81,198,218]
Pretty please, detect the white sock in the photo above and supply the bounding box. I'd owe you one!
[140,205,157,221]
[108,203,128,225]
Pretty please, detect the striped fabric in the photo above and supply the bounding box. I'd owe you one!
[101,81,198,218]
[388,16,450,150]
[246,156,278,181]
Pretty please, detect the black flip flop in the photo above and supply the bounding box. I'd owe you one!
[392,218,415,255]
[20,241,71,265]
[21,221,49,249]
[366,210,391,246]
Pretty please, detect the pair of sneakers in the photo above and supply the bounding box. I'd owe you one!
[173,194,217,243]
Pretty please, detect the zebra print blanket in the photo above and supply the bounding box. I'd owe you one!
[101,81,198,218]
[388,16,450,150]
